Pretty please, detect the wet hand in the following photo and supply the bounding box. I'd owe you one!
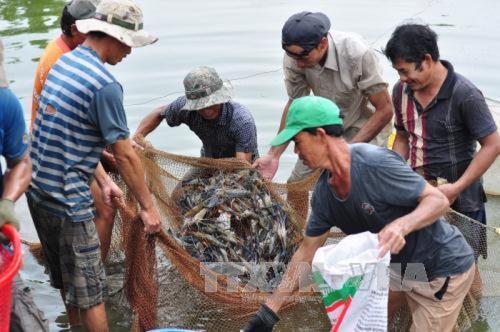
[252,155,279,181]
[378,221,406,257]
[0,199,20,231]
[437,183,459,205]
[131,139,144,151]
[140,205,161,234]
[241,304,279,332]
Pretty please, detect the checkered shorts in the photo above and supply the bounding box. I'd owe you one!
[27,192,106,309]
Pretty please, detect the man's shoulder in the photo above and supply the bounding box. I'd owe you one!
[229,101,253,119]
[453,72,482,97]
[331,30,370,59]
[350,143,405,168]
[0,88,22,114]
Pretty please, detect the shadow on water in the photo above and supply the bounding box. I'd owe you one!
[0,0,64,41]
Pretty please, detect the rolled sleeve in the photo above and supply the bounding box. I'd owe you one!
[283,55,310,99]
[162,96,189,127]
[357,49,387,96]
[88,82,129,145]
[3,91,29,162]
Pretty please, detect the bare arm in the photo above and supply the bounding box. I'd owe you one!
[93,162,123,206]
[111,138,160,233]
[3,154,32,202]
[252,99,293,179]
[134,106,165,138]
[268,99,294,158]
[265,232,329,313]
[392,130,410,160]
[350,89,393,143]
[438,131,500,203]
[378,183,449,256]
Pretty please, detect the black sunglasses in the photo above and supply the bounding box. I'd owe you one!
[284,48,314,59]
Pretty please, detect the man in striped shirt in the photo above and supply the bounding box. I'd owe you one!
[384,24,500,260]
[27,0,159,330]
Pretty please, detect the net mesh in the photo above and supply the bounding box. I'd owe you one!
[109,136,324,331]
[106,136,499,331]
[26,135,499,331]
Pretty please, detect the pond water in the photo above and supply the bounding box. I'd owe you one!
[1,0,499,330]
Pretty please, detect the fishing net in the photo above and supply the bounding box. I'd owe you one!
[109,135,325,331]
[108,136,499,332]
[24,134,499,331]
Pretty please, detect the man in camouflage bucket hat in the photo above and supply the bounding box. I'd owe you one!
[28,0,160,330]
[135,66,259,162]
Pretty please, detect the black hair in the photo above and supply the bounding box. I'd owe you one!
[60,5,77,37]
[86,31,108,39]
[384,24,440,69]
[302,124,344,137]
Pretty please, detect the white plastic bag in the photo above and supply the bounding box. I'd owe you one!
[312,231,391,332]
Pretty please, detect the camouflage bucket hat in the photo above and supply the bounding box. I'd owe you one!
[182,66,233,111]
[75,0,157,48]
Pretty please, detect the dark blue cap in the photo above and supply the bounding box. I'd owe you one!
[282,11,331,51]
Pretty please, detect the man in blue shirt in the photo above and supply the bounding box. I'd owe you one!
[28,0,160,330]
[135,66,259,162]
[0,38,49,332]
[243,96,475,332]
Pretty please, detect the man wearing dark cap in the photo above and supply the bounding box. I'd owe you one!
[253,11,393,184]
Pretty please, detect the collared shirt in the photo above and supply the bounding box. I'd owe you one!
[393,60,497,212]
[31,35,71,130]
[30,45,129,221]
[0,87,30,195]
[284,30,388,131]
[161,96,259,161]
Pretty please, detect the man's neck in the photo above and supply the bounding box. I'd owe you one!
[82,38,107,63]
[415,61,448,105]
[319,45,328,67]
[60,33,77,50]
[324,138,351,200]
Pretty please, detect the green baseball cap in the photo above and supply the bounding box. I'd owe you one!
[271,96,342,146]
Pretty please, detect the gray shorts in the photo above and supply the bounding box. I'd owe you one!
[26,192,106,309]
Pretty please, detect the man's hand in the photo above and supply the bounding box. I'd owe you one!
[378,221,406,257]
[0,199,19,231]
[100,180,124,207]
[139,205,161,234]
[252,154,279,181]
[437,183,460,205]
[242,304,279,332]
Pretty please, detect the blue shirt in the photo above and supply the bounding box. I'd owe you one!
[30,45,129,221]
[306,143,474,280]
[161,96,259,160]
[0,87,29,195]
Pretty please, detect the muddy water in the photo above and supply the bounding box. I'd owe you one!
[1,0,499,330]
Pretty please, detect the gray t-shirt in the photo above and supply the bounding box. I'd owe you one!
[306,143,474,280]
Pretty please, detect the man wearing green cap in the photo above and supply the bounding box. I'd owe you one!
[243,96,476,331]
